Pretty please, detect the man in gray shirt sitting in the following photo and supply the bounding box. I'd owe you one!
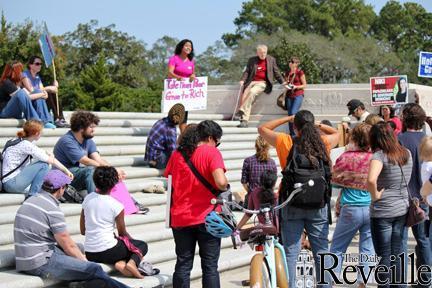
[14,170,129,288]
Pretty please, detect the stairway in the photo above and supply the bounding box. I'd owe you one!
[0,112,271,288]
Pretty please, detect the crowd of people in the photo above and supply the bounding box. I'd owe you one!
[1,39,432,288]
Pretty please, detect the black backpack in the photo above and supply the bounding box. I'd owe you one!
[0,138,31,192]
[279,140,332,209]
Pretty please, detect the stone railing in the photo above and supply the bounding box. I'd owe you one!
[192,83,431,122]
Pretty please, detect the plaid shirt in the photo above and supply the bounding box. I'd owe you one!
[241,154,277,191]
[144,117,177,162]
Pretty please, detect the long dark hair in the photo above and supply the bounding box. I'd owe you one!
[177,124,199,156]
[259,169,277,206]
[369,122,409,166]
[294,110,330,167]
[175,39,194,61]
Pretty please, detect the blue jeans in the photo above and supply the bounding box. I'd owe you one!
[172,224,221,288]
[280,205,331,288]
[370,215,407,288]
[330,205,375,284]
[402,204,431,287]
[149,150,169,169]
[3,161,49,196]
[25,246,129,288]
[31,89,53,123]
[0,89,41,120]
[285,95,304,136]
[69,166,96,193]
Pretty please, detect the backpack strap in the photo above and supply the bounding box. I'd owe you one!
[180,150,223,197]
[1,138,31,181]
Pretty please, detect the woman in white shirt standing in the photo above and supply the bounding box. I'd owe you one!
[80,166,149,279]
[2,120,72,197]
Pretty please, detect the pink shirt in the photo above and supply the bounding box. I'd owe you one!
[168,55,195,78]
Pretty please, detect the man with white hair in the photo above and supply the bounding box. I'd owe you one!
[237,44,285,128]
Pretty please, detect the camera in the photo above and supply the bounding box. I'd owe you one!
[286,84,294,90]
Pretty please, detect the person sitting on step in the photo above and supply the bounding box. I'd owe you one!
[14,169,130,288]
[81,166,156,279]
[2,120,72,198]
[53,111,148,213]
[144,103,186,169]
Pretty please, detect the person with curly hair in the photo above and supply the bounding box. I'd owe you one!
[144,103,186,169]
[258,110,339,287]
[53,111,103,193]
[80,166,151,279]
[164,120,228,287]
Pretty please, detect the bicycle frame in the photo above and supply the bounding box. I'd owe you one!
[213,180,314,288]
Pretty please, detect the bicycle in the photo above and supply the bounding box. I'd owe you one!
[211,180,314,288]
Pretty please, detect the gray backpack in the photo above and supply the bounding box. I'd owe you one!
[0,138,31,192]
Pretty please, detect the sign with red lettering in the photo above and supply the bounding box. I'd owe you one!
[162,77,208,112]
[370,75,408,106]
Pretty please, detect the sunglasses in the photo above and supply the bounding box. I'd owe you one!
[290,61,299,64]
[33,62,43,66]
[215,139,221,148]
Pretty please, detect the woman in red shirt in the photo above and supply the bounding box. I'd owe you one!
[164,120,229,288]
[284,57,307,136]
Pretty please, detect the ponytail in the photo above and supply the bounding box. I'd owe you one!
[259,170,277,206]
[17,120,43,139]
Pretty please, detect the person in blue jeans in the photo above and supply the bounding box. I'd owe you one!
[330,123,375,287]
[283,57,307,136]
[0,61,42,122]
[367,122,412,288]
[14,170,129,288]
[2,120,72,197]
[21,56,56,129]
[398,104,432,287]
[258,111,340,288]
[54,111,126,193]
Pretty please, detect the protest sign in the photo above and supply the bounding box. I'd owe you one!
[418,51,432,78]
[370,75,408,106]
[162,76,208,113]
[38,22,56,68]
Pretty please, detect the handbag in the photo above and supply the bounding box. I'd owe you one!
[400,166,427,227]
[276,90,287,110]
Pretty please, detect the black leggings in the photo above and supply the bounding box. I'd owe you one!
[86,239,148,266]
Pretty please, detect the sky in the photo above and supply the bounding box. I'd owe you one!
[1,0,431,54]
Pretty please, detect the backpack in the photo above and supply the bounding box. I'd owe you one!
[0,138,31,192]
[279,140,332,209]
[59,185,86,204]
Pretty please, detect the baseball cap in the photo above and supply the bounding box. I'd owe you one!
[43,170,72,190]
[347,99,364,115]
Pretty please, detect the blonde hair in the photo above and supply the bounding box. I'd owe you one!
[255,136,271,162]
[419,136,432,161]
[17,120,43,138]
[364,114,383,126]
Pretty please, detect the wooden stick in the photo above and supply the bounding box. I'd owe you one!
[52,61,59,117]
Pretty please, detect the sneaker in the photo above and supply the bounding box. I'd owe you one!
[44,122,56,129]
[135,202,150,215]
[237,120,248,128]
[138,260,160,276]
[55,119,70,128]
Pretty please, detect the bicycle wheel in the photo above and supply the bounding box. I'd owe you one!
[250,254,271,288]
[275,248,288,288]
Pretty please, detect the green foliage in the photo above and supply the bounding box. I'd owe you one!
[223,0,376,47]
[271,38,320,83]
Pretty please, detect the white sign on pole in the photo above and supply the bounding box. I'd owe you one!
[162,76,208,113]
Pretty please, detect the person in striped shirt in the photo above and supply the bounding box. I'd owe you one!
[14,170,129,288]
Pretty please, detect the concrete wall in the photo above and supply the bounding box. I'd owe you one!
[191,83,429,121]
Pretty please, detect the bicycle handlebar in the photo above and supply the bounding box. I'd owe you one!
[211,180,314,214]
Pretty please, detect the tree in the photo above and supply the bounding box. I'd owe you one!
[222,0,376,47]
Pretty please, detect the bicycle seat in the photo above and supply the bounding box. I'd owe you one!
[240,223,278,242]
